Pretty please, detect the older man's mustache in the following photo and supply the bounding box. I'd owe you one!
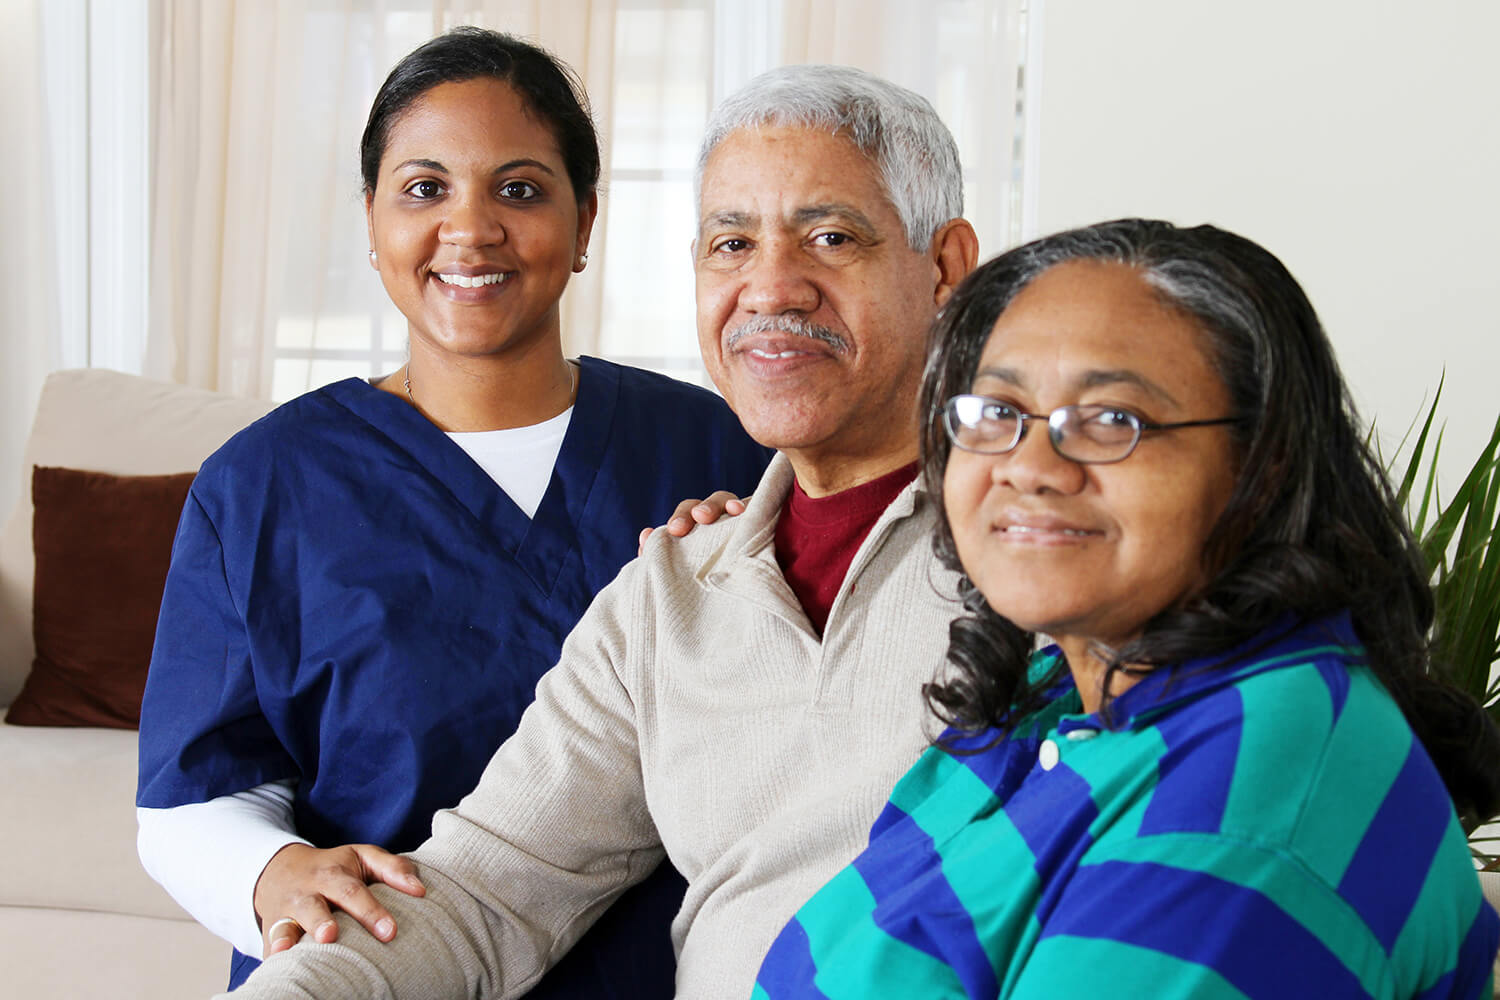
[724,315,850,355]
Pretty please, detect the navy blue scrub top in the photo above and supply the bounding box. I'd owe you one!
[137,357,772,993]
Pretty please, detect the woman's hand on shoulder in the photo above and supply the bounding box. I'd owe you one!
[253,842,426,957]
[637,491,747,555]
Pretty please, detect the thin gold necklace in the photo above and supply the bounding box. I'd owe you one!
[404,361,576,410]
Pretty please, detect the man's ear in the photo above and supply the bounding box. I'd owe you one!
[929,218,979,307]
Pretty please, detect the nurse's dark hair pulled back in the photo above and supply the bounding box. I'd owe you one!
[359,26,600,202]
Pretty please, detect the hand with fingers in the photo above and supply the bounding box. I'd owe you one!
[637,490,748,555]
[254,843,426,958]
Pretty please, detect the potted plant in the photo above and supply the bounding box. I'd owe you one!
[1387,385,1500,931]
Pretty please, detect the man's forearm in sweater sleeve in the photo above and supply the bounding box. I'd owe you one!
[217,561,666,998]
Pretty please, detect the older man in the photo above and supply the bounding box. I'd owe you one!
[224,64,979,999]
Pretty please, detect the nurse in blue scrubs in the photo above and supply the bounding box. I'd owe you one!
[135,27,770,994]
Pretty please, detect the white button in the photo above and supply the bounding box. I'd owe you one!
[1065,729,1097,742]
[1038,739,1060,771]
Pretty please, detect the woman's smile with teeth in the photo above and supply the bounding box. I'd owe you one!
[1004,524,1092,536]
[437,272,507,288]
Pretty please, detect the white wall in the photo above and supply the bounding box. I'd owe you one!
[1033,0,1500,491]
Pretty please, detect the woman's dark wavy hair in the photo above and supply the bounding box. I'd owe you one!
[359,26,600,202]
[918,218,1500,826]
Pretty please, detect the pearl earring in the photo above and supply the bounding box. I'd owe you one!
[368,250,378,265]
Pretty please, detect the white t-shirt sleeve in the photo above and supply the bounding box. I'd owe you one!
[136,780,311,958]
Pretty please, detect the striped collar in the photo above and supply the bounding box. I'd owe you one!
[1030,612,1367,736]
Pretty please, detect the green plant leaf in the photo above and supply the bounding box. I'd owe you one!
[1394,378,1443,526]
[1388,393,1500,842]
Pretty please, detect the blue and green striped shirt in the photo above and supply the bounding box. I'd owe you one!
[755,614,1498,998]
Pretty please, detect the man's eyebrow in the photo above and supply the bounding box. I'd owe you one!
[700,210,755,232]
[791,203,878,238]
[699,204,880,237]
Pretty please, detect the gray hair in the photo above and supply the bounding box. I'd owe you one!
[695,64,963,252]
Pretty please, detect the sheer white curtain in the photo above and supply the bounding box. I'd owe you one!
[146,2,294,396]
[1,0,64,518]
[142,0,1029,401]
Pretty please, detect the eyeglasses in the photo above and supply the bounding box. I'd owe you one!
[942,394,1241,464]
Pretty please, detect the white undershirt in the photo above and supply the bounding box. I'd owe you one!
[135,405,574,957]
[446,405,572,518]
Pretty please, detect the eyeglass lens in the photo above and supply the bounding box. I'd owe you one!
[944,396,1141,463]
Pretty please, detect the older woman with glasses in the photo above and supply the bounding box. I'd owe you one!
[754,219,1500,998]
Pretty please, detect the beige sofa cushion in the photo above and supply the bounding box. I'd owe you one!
[0,369,276,705]
[0,721,184,917]
[0,907,228,1000]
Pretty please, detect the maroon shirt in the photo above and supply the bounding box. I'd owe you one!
[774,462,919,636]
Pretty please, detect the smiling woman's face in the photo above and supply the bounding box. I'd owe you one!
[365,76,595,362]
[943,259,1241,653]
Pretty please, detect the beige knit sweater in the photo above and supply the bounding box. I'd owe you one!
[222,455,963,999]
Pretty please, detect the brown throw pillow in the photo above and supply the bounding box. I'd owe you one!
[5,466,196,728]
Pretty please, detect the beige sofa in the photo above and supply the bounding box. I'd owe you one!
[0,369,275,998]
